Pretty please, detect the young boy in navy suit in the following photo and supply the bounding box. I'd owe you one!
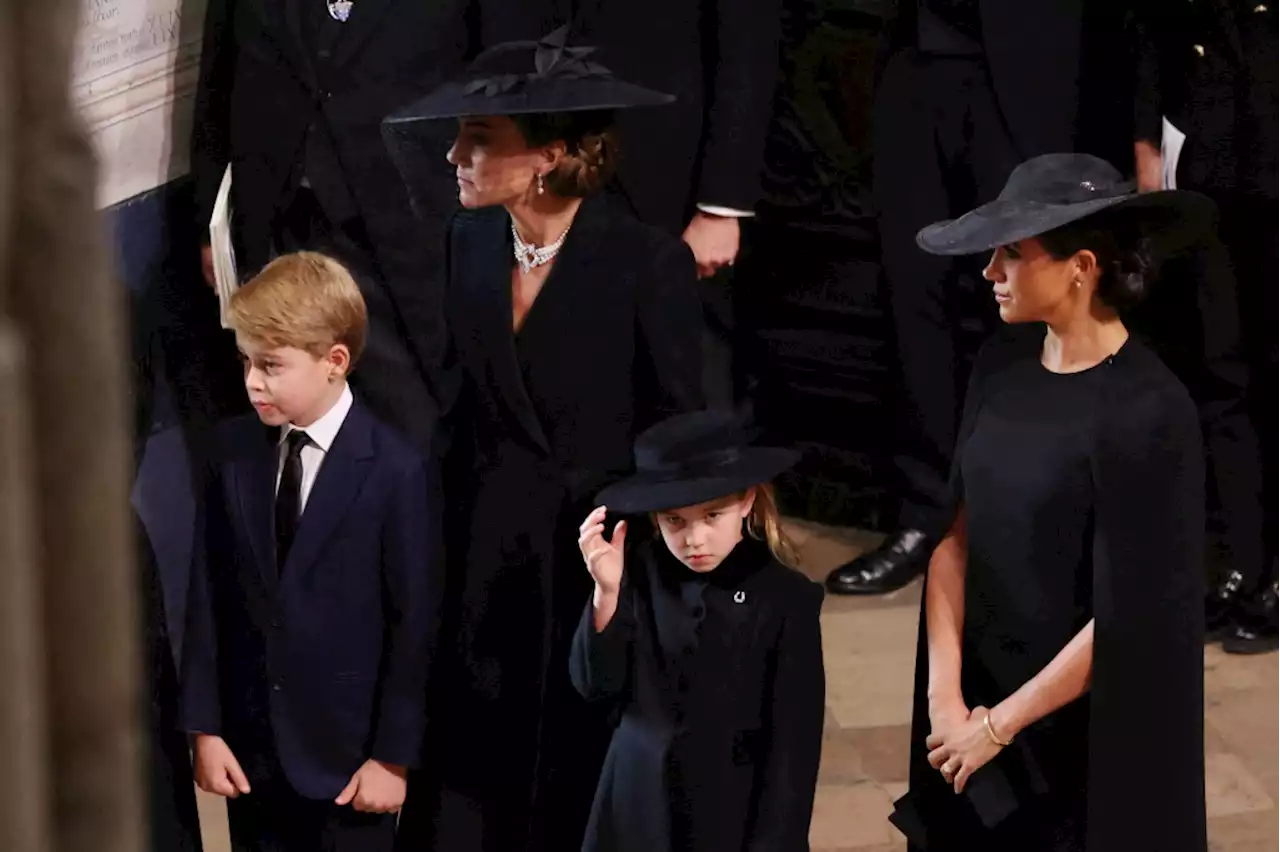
[181,252,441,851]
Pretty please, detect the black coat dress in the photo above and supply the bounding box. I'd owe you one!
[570,537,826,852]
[395,196,705,852]
[891,327,1207,852]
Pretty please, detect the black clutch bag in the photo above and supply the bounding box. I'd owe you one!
[888,736,1049,849]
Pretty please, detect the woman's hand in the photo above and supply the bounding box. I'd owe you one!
[927,695,971,742]
[926,705,1004,794]
[579,506,627,595]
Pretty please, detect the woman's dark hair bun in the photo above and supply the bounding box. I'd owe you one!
[1040,212,1156,311]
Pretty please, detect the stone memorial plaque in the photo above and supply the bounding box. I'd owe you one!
[74,0,206,208]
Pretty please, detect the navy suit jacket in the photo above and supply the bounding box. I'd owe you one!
[180,399,442,799]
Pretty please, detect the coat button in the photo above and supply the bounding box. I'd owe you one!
[1193,44,1205,56]
[272,682,283,692]
[1255,5,1267,12]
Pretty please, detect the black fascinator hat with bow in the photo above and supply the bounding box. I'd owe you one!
[384,25,674,126]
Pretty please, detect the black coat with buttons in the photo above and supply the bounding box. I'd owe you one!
[570,537,826,852]
[1133,0,1277,196]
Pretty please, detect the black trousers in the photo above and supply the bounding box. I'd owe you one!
[225,772,396,852]
[872,50,1021,538]
[1133,190,1276,591]
[275,188,440,451]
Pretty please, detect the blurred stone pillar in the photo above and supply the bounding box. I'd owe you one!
[0,0,143,850]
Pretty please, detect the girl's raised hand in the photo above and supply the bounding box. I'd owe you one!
[578,506,627,594]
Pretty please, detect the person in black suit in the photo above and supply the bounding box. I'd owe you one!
[564,0,784,404]
[827,0,1134,596]
[383,30,706,852]
[1132,0,1277,654]
[181,254,442,852]
[190,0,556,448]
[571,411,825,852]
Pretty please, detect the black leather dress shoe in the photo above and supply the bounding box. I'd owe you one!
[826,529,931,595]
[1222,581,1278,655]
[1205,570,1247,642]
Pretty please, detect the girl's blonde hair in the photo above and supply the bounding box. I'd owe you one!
[746,483,800,569]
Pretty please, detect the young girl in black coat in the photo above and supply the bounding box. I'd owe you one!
[570,410,826,852]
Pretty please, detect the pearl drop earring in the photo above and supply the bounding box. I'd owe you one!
[537,173,545,195]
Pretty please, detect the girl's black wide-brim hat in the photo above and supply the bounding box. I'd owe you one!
[915,153,1215,257]
[383,25,674,126]
[596,410,799,514]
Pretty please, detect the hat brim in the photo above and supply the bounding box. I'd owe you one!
[916,189,1216,257]
[385,79,675,124]
[596,448,799,515]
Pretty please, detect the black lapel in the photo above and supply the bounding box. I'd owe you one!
[231,424,281,590]
[329,0,397,72]
[462,211,552,454]
[279,400,376,580]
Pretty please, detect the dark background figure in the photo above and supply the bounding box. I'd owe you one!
[826,0,1137,596]
[129,307,205,852]
[744,0,898,525]
[1131,0,1277,654]
[190,0,555,449]
[554,0,785,406]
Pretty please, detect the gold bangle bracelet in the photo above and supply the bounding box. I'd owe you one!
[983,712,1012,747]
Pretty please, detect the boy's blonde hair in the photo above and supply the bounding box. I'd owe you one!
[229,251,367,369]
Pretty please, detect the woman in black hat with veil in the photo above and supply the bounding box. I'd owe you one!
[383,27,705,852]
[888,153,1209,852]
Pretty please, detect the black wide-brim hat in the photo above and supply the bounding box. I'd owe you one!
[383,25,674,126]
[596,410,799,515]
[916,153,1215,256]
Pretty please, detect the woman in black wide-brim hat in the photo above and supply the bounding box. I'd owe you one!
[384,27,706,852]
[569,410,825,852]
[889,153,1210,852]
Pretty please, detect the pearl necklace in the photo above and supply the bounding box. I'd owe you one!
[511,221,571,274]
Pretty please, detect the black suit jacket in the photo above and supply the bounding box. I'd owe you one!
[191,0,554,384]
[561,0,784,233]
[888,0,1134,165]
[1133,0,1277,195]
[181,401,443,799]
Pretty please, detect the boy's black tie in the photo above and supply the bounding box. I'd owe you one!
[276,429,311,569]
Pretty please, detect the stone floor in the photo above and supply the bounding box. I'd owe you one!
[197,521,1279,851]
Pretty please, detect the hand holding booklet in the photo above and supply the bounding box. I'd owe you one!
[209,164,240,329]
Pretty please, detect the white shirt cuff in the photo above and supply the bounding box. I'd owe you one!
[696,203,755,218]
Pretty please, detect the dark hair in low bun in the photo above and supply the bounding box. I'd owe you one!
[1038,210,1156,311]
[511,109,619,198]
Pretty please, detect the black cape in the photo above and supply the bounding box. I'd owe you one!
[891,327,1207,852]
